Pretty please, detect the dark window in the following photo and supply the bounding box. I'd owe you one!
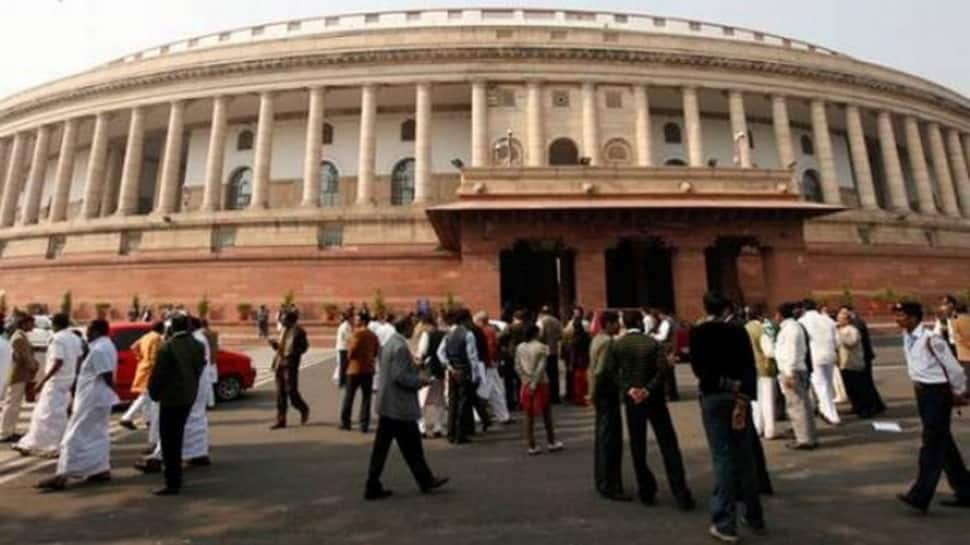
[322,123,334,145]
[318,226,343,248]
[320,161,339,206]
[227,167,252,210]
[664,158,687,167]
[400,119,416,142]
[548,138,579,166]
[236,130,254,151]
[112,328,147,351]
[391,158,415,205]
[664,123,682,144]
[802,169,823,202]
[801,134,815,155]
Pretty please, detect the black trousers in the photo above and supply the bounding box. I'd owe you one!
[594,397,625,496]
[447,370,474,442]
[501,360,520,411]
[366,416,434,493]
[546,354,561,403]
[337,350,349,388]
[341,374,373,431]
[275,364,309,424]
[907,383,970,507]
[625,396,690,501]
[159,404,192,490]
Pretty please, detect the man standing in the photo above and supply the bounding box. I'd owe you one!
[690,293,765,542]
[613,309,694,510]
[14,313,83,457]
[0,314,39,442]
[335,310,353,396]
[437,308,481,444]
[461,309,492,433]
[36,320,119,491]
[342,312,379,432]
[651,308,680,402]
[498,310,528,412]
[798,300,841,426]
[269,310,310,429]
[0,330,10,412]
[846,306,886,418]
[772,303,818,450]
[365,316,449,500]
[589,311,630,501]
[894,302,970,513]
[537,306,563,404]
[256,305,270,339]
[933,295,960,357]
[147,314,206,495]
[474,311,510,426]
[120,321,165,431]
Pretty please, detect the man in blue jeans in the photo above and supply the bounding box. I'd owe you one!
[689,292,766,543]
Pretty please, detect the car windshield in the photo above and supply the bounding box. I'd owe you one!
[112,328,148,351]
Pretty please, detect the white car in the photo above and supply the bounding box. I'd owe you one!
[27,315,54,349]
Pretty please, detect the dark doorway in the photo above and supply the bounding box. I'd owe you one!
[705,237,760,306]
[605,238,675,312]
[548,138,580,166]
[500,240,575,318]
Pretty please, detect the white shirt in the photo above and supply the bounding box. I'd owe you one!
[369,321,396,346]
[335,320,352,351]
[642,315,657,334]
[651,318,672,343]
[416,330,431,360]
[798,310,839,367]
[75,336,120,409]
[0,336,11,394]
[774,318,808,376]
[46,329,83,385]
[904,324,967,395]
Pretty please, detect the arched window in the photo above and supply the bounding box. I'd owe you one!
[603,138,633,166]
[801,169,823,202]
[236,130,254,151]
[492,137,523,166]
[548,137,579,166]
[800,134,815,156]
[391,158,415,206]
[664,123,682,144]
[319,161,339,207]
[226,167,252,210]
[322,123,334,145]
[400,119,416,142]
[664,158,688,167]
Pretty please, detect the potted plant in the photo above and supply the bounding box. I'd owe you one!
[282,290,296,309]
[839,287,854,310]
[197,294,210,319]
[95,302,111,320]
[60,291,73,318]
[237,303,253,321]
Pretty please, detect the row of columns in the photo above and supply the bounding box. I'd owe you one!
[2,82,970,226]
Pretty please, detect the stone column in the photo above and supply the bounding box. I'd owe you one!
[99,145,123,216]
[634,85,652,166]
[250,92,275,209]
[772,95,795,169]
[470,80,488,167]
[581,81,600,166]
[682,87,703,167]
[526,80,545,167]
[671,244,708,322]
[300,88,325,208]
[80,112,110,220]
[199,96,229,212]
[116,107,146,216]
[845,105,879,210]
[945,129,970,217]
[49,119,78,222]
[877,111,909,211]
[155,101,186,215]
[810,99,841,204]
[728,90,751,168]
[413,82,433,203]
[20,125,52,225]
[573,240,608,312]
[0,133,29,227]
[0,140,8,200]
[903,116,937,215]
[926,122,960,217]
[356,84,377,205]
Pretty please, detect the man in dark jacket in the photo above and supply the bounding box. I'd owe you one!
[613,309,694,510]
[148,314,206,495]
[689,292,765,542]
[269,310,310,429]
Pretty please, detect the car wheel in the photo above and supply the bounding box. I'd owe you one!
[215,376,242,402]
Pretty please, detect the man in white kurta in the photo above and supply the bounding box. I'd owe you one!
[37,321,119,490]
[15,314,83,457]
[0,334,10,405]
[798,302,841,425]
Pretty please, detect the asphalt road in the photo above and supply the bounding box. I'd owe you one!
[0,346,967,545]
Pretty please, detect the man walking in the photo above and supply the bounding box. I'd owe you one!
[589,311,630,501]
[799,299,841,425]
[690,293,765,542]
[772,303,818,450]
[147,314,206,495]
[613,309,694,510]
[365,316,449,500]
[14,313,83,457]
[269,309,310,429]
[120,321,165,431]
[894,302,970,513]
[537,306,563,403]
[36,320,119,491]
[0,314,39,442]
[342,312,379,432]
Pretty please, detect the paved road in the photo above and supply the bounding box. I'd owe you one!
[0,347,967,545]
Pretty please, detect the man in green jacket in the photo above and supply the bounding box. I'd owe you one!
[589,311,630,501]
[148,315,206,495]
[612,309,694,510]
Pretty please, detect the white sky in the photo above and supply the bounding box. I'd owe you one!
[1,0,968,99]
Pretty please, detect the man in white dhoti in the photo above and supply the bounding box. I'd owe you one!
[36,320,118,491]
[798,300,841,426]
[474,311,510,425]
[14,314,83,457]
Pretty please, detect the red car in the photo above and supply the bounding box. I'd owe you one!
[109,322,256,403]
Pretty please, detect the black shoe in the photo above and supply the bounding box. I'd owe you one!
[364,489,393,501]
[338,424,351,431]
[300,409,310,425]
[676,493,696,512]
[421,477,449,494]
[269,422,286,430]
[141,446,156,455]
[897,493,928,514]
[602,491,634,502]
[119,420,137,431]
[639,495,656,506]
[153,487,180,496]
[740,515,767,535]
[134,459,162,474]
[939,495,970,508]
[85,471,111,483]
[187,456,211,467]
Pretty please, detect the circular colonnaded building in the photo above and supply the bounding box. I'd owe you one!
[0,8,969,322]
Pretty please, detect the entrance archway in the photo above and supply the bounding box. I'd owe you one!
[605,238,675,312]
[704,237,764,307]
[500,240,575,317]
[548,138,580,166]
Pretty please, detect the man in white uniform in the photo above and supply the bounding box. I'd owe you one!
[798,300,841,425]
[36,320,118,491]
[14,314,83,457]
